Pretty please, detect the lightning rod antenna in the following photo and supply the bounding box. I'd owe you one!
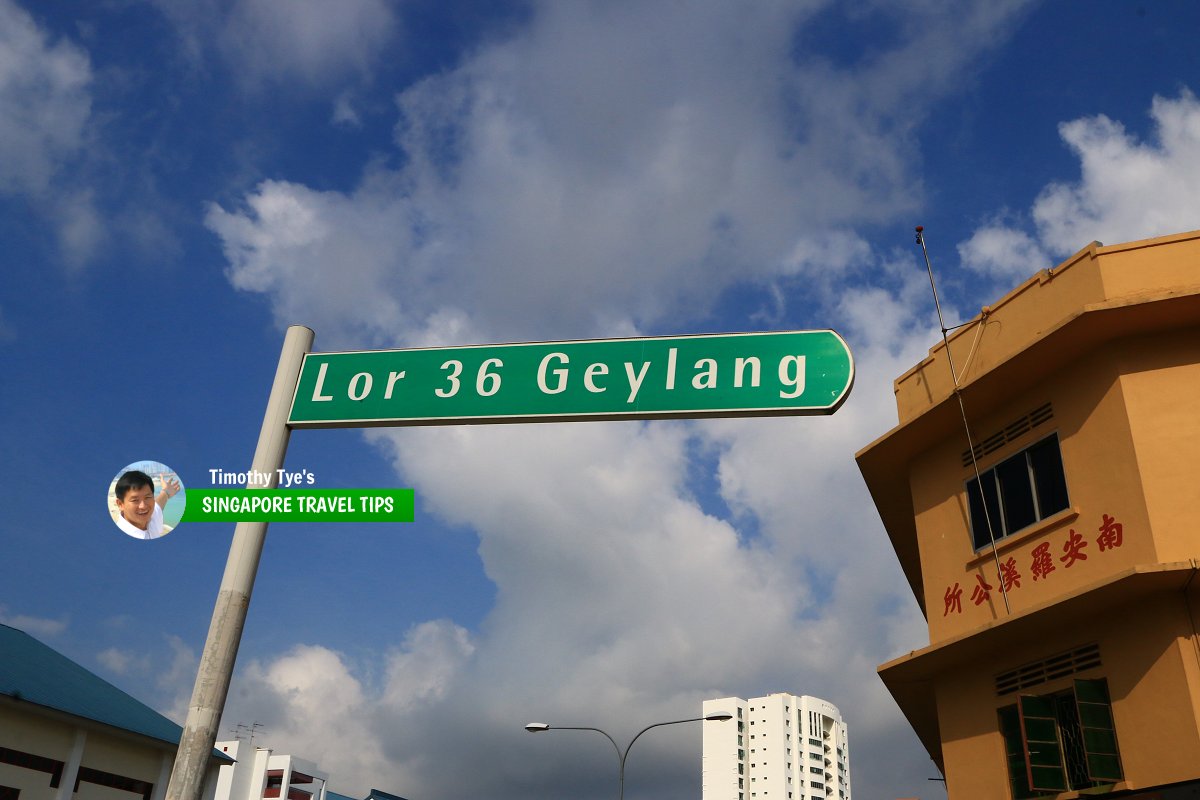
[915,226,1010,615]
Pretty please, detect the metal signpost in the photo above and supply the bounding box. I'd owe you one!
[166,327,854,800]
[167,325,312,800]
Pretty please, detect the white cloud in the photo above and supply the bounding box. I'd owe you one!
[206,180,409,345]
[960,90,1200,279]
[0,606,68,638]
[204,2,1035,797]
[380,620,474,712]
[0,0,91,195]
[221,623,473,794]
[958,223,1050,281]
[90,634,198,723]
[150,0,397,92]
[97,646,145,675]
[0,0,103,264]
[224,309,942,796]
[208,1,1033,346]
[54,187,106,270]
[159,635,198,690]
[157,635,200,723]
[1035,91,1200,252]
[219,0,397,90]
[232,282,948,795]
[228,644,385,779]
[144,0,221,68]
[332,90,362,128]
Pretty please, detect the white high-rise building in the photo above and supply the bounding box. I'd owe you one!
[703,693,850,800]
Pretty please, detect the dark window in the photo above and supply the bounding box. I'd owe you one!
[967,434,1069,550]
[0,748,63,788]
[75,767,153,800]
[998,678,1122,798]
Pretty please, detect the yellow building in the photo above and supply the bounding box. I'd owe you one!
[856,230,1200,799]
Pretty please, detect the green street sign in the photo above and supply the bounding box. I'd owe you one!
[287,330,853,428]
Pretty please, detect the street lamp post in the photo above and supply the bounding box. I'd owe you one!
[525,712,733,800]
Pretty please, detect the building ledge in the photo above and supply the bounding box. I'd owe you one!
[877,561,1199,770]
[965,507,1080,567]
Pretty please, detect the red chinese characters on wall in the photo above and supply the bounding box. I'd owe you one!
[971,573,993,605]
[1031,542,1055,581]
[1097,513,1123,551]
[1060,529,1088,567]
[941,512,1125,616]
[944,582,963,615]
[999,557,1021,590]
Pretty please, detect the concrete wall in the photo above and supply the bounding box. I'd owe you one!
[910,340,1166,644]
[0,703,212,800]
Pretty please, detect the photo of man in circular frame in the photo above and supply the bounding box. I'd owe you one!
[108,461,185,540]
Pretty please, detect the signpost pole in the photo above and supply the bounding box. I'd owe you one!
[165,325,314,800]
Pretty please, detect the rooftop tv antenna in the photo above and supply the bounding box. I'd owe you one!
[915,225,1010,614]
[228,721,266,746]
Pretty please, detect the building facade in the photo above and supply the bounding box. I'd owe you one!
[212,742,327,800]
[702,694,850,800]
[212,742,409,800]
[0,624,228,800]
[856,230,1200,798]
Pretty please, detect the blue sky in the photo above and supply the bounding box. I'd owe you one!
[2,1,1199,798]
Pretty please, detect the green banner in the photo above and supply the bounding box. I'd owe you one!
[288,330,853,427]
[182,489,415,522]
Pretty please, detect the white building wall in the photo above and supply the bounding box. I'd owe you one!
[703,693,850,800]
[213,743,329,800]
[214,741,271,800]
[266,753,327,800]
[702,697,745,800]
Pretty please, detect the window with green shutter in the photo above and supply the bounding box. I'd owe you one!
[998,678,1122,797]
[1074,678,1123,782]
[1019,694,1068,792]
[998,706,1036,799]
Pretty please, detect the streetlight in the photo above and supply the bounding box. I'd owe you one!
[524,712,733,800]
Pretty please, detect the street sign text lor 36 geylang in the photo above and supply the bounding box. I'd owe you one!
[287,331,854,427]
